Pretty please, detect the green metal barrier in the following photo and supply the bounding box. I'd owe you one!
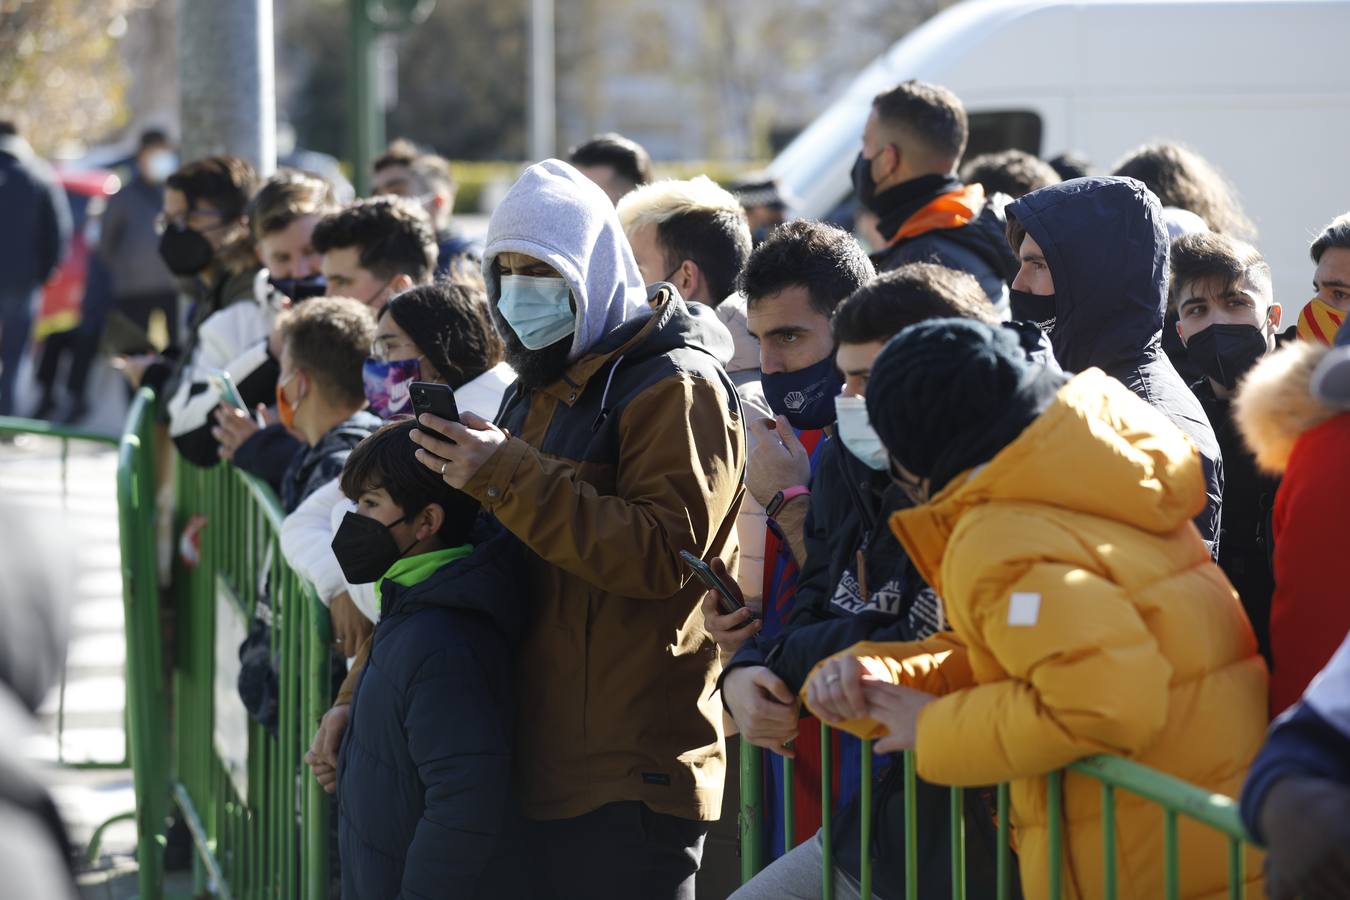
[108,390,333,897]
[0,414,128,768]
[172,448,334,899]
[114,390,170,896]
[739,731,1260,899]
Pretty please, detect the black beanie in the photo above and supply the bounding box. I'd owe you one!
[866,318,1058,491]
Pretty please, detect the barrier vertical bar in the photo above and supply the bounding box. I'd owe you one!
[996,783,1011,900]
[904,751,917,900]
[950,786,966,899]
[1164,809,1180,900]
[1047,770,1064,900]
[860,740,873,898]
[1103,783,1118,900]
[739,738,764,882]
[821,727,834,900]
[1227,837,1243,900]
[783,755,795,854]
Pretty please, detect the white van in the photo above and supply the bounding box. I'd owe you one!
[769,0,1350,312]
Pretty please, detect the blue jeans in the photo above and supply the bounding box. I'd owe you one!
[0,288,39,417]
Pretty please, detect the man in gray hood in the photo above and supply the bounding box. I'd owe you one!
[408,159,746,899]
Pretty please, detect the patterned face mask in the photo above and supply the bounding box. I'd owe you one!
[363,356,423,419]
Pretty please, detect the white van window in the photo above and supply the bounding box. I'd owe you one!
[967,111,1042,160]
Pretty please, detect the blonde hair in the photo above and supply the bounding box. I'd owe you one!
[618,176,749,239]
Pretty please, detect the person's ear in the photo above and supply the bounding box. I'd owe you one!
[417,503,445,542]
[390,273,415,295]
[677,260,700,300]
[1176,319,1185,344]
[1268,302,1283,332]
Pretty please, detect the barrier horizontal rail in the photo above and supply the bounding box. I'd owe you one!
[740,728,1260,899]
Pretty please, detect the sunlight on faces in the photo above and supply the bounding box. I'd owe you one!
[1012,234,1054,295]
[372,309,442,383]
[1314,247,1350,313]
[837,340,886,399]
[747,284,835,375]
[1175,270,1280,349]
[321,246,404,308]
[495,251,561,280]
[256,214,323,279]
[573,164,627,205]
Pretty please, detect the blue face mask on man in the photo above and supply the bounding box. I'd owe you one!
[761,355,843,430]
[498,274,576,350]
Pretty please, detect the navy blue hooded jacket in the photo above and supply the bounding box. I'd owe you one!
[1240,631,1350,843]
[337,524,528,900]
[1007,176,1224,553]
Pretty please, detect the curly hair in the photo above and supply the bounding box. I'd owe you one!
[739,220,875,317]
[1112,143,1255,239]
[311,196,439,284]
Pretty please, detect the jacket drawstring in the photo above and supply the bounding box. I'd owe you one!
[592,353,627,432]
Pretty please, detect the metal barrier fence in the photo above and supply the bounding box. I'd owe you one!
[112,388,333,899]
[739,733,1259,899]
[0,413,127,768]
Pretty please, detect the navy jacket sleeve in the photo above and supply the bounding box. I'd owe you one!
[37,169,72,284]
[399,620,513,900]
[232,424,303,495]
[768,612,919,694]
[1240,703,1350,843]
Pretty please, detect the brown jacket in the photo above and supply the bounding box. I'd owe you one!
[460,289,744,822]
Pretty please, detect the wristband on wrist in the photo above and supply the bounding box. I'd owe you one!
[766,485,810,518]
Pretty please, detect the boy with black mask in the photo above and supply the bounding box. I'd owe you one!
[1173,232,1283,661]
[329,418,526,900]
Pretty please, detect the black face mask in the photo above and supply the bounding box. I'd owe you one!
[157,223,216,276]
[1010,289,1058,335]
[330,510,418,584]
[1185,323,1269,391]
[271,274,328,302]
[851,152,879,212]
[761,354,843,430]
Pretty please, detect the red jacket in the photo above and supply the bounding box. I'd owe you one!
[1236,339,1350,714]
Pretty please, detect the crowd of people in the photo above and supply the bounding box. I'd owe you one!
[4,73,1350,900]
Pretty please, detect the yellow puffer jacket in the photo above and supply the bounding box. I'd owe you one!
[804,369,1267,900]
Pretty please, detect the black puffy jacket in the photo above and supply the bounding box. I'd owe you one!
[337,525,529,900]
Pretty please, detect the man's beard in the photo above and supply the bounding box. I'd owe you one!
[492,305,574,390]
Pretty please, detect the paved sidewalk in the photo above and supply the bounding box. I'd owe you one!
[0,434,190,898]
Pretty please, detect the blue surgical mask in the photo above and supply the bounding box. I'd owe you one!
[498,274,576,350]
[761,354,842,430]
[834,394,888,471]
[362,356,422,419]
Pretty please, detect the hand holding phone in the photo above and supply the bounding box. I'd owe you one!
[681,551,753,616]
[409,381,460,424]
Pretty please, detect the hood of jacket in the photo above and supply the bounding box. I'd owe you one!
[482,159,648,362]
[713,292,761,374]
[1234,338,1340,474]
[891,368,1205,587]
[1008,176,1169,375]
[379,518,527,642]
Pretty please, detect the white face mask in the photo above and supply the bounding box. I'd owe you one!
[144,150,178,184]
[834,394,888,471]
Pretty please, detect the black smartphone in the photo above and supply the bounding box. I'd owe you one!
[409,381,460,423]
[679,550,754,617]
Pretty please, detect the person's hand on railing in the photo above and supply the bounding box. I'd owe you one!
[329,592,373,658]
[304,703,351,794]
[213,402,267,461]
[864,682,936,754]
[700,558,760,655]
[806,655,869,723]
[1260,775,1350,900]
[723,666,800,758]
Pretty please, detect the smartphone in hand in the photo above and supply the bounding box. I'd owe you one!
[680,551,756,618]
[409,381,460,424]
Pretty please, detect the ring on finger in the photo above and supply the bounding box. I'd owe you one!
[825,672,841,684]
[440,461,449,475]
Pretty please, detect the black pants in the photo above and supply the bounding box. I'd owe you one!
[526,801,709,900]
